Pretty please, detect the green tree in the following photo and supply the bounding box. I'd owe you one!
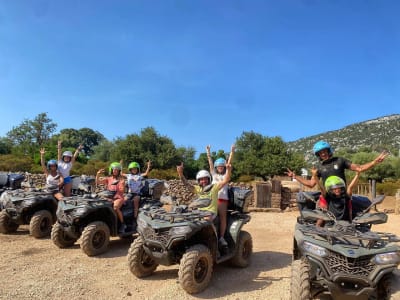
[113,127,180,170]
[6,113,57,157]
[234,132,302,180]
[0,137,12,154]
[54,127,105,157]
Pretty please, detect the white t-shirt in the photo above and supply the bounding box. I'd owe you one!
[57,161,72,178]
[46,173,59,189]
[211,171,229,200]
[127,173,145,193]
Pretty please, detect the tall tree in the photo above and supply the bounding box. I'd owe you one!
[6,112,57,157]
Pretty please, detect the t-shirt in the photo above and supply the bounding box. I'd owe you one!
[317,156,352,184]
[194,184,219,215]
[127,173,145,194]
[46,173,60,189]
[319,194,352,221]
[57,161,73,178]
[211,171,229,200]
[105,177,125,200]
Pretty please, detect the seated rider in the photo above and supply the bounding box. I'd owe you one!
[96,162,127,233]
[121,161,151,219]
[177,162,231,246]
[314,168,360,227]
[40,148,64,201]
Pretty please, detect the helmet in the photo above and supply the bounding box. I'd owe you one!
[214,158,226,167]
[196,170,211,183]
[128,162,140,170]
[62,151,73,159]
[47,159,58,170]
[324,176,345,192]
[313,140,333,156]
[108,162,122,174]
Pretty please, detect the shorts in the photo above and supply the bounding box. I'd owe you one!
[63,176,72,184]
[218,198,229,205]
[126,193,140,200]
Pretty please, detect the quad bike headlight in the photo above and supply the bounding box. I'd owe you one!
[302,241,328,257]
[169,226,191,236]
[373,252,400,265]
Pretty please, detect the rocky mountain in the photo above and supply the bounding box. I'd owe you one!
[287,114,400,160]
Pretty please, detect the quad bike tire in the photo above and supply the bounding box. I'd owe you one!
[0,211,19,233]
[30,210,53,238]
[127,236,158,277]
[229,230,253,267]
[178,244,213,294]
[369,273,393,300]
[80,221,110,256]
[51,222,77,248]
[290,258,311,300]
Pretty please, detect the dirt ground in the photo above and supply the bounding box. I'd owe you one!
[1,197,400,300]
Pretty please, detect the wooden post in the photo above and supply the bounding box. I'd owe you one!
[395,189,400,215]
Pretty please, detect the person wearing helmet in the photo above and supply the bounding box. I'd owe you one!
[96,162,126,233]
[120,160,152,219]
[57,140,83,197]
[176,161,232,223]
[286,140,388,188]
[313,168,361,227]
[40,148,64,200]
[206,144,235,247]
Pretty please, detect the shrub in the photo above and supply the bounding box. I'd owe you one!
[376,180,400,196]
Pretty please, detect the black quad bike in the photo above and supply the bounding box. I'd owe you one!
[51,179,165,256]
[127,186,253,294]
[291,194,400,300]
[0,172,25,204]
[0,188,58,238]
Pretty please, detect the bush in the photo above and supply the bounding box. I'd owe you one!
[237,174,254,183]
[150,168,178,180]
[376,180,400,196]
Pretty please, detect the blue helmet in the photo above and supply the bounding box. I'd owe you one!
[47,159,58,170]
[313,140,333,156]
[214,157,226,167]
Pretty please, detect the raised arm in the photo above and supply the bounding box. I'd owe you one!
[95,169,106,187]
[40,148,48,175]
[141,161,152,177]
[57,140,62,161]
[226,144,235,165]
[286,168,318,188]
[347,171,361,197]
[206,145,214,173]
[311,167,325,196]
[176,162,195,192]
[71,144,83,164]
[351,151,389,173]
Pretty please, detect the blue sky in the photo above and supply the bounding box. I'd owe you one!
[0,1,399,155]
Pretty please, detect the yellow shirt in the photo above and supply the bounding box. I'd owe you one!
[194,184,219,215]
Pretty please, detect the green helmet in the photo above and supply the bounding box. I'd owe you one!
[128,162,140,171]
[324,176,345,191]
[109,162,122,174]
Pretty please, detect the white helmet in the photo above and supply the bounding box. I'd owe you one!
[62,151,73,158]
[196,170,211,183]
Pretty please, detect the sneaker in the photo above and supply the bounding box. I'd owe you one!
[219,237,228,247]
[118,223,127,234]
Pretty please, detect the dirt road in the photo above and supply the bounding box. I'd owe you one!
[1,202,400,300]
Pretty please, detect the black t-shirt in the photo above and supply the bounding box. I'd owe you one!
[325,193,352,221]
[317,156,352,184]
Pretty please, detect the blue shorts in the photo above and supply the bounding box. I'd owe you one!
[63,176,72,184]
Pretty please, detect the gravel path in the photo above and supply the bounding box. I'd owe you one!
[1,208,400,299]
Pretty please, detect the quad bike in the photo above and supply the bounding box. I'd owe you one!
[0,188,58,238]
[0,172,25,207]
[291,194,400,300]
[127,186,253,294]
[51,178,165,256]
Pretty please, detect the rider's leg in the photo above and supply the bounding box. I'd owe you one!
[218,199,228,247]
[113,199,124,223]
[133,195,140,218]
